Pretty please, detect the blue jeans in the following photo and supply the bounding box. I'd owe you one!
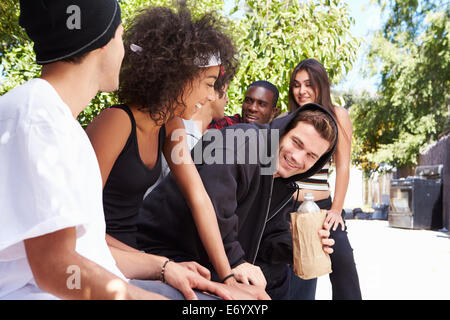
[130,279,221,300]
[287,266,317,300]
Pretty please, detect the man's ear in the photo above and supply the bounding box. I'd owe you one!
[271,106,280,120]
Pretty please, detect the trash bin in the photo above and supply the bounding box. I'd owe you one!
[372,194,389,220]
[389,165,443,230]
[372,204,388,220]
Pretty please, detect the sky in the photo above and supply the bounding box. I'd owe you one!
[334,0,383,94]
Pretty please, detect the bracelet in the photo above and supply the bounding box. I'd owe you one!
[221,273,235,283]
[160,259,172,283]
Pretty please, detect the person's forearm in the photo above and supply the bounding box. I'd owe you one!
[164,120,233,281]
[106,233,140,252]
[25,228,166,300]
[330,107,353,214]
[28,246,163,299]
[330,166,350,213]
[172,165,234,281]
[189,194,233,280]
[109,246,167,280]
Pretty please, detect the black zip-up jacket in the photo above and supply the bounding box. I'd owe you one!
[136,103,337,276]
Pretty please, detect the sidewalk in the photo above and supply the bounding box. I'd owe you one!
[315,219,450,300]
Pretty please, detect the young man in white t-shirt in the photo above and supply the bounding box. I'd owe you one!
[0,0,233,300]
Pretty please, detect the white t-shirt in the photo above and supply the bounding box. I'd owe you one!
[143,119,203,198]
[182,119,203,151]
[0,79,126,299]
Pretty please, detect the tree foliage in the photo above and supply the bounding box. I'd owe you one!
[350,0,450,175]
[1,0,359,127]
[0,0,225,127]
[226,0,359,115]
[0,0,37,93]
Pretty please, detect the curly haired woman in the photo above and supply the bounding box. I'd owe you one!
[86,6,267,300]
[289,58,362,300]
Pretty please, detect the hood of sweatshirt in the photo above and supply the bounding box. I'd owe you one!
[251,102,338,184]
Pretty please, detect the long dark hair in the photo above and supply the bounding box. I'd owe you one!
[287,59,336,120]
[288,58,353,149]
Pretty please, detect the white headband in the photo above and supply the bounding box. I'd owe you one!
[194,52,221,67]
[130,44,221,68]
[130,43,143,53]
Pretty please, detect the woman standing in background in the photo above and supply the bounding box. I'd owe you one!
[288,58,362,300]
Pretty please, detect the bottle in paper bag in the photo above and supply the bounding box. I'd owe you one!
[290,192,332,279]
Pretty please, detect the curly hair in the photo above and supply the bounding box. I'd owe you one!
[214,67,233,99]
[118,6,238,124]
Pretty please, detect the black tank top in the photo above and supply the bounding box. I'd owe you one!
[103,104,165,248]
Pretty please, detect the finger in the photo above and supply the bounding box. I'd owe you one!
[195,280,233,300]
[318,229,330,238]
[322,238,335,247]
[179,283,199,300]
[234,272,250,285]
[326,215,335,230]
[332,220,338,231]
[323,246,334,254]
[255,269,267,288]
[323,220,332,231]
[322,237,335,255]
[248,275,264,287]
[260,276,267,288]
[244,284,271,300]
[257,290,271,300]
[181,262,211,280]
[192,263,211,280]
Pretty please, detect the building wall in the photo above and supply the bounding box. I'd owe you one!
[418,133,450,230]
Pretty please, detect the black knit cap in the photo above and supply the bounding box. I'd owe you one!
[19,0,121,65]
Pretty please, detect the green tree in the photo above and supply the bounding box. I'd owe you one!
[351,0,450,175]
[1,0,359,127]
[0,0,38,94]
[0,0,224,128]
[226,0,360,115]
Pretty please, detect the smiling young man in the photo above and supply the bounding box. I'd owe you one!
[208,80,279,129]
[0,0,149,300]
[137,103,338,299]
[0,0,237,301]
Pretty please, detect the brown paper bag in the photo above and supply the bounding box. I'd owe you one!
[290,209,332,280]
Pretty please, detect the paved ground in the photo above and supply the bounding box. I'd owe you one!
[315,219,450,300]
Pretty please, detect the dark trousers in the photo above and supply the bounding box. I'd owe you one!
[256,262,316,300]
[328,222,362,299]
[292,197,362,300]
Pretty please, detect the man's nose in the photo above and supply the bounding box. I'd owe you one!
[292,150,306,170]
[248,102,257,111]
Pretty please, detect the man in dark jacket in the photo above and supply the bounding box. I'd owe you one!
[137,103,338,299]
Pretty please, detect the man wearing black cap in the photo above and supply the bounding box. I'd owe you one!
[0,0,234,300]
